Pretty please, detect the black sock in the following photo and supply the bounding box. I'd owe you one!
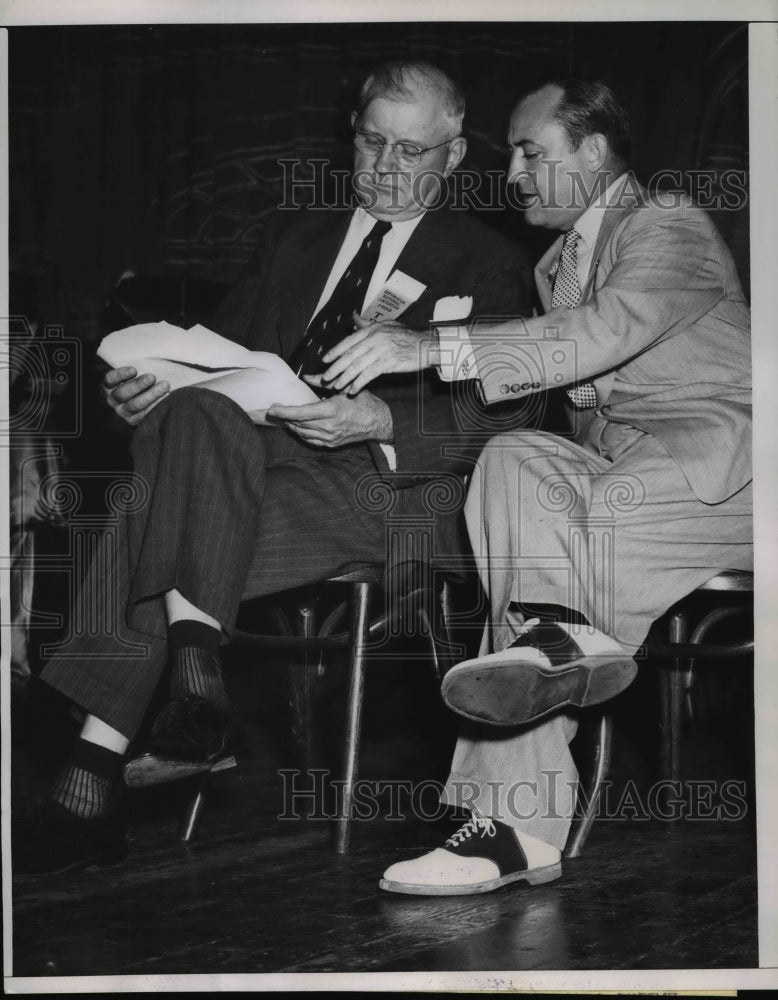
[51,738,124,820]
[512,603,591,627]
[168,619,227,709]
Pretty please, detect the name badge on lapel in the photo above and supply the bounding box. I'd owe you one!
[362,270,427,323]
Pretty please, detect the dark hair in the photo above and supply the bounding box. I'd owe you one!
[525,78,631,166]
[357,60,465,134]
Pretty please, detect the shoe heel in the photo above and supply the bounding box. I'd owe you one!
[524,862,562,885]
[576,656,638,707]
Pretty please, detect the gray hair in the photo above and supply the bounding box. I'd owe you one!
[357,60,465,134]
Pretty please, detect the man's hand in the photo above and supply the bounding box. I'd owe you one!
[102,367,170,427]
[266,390,393,448]
[310,315,439,396]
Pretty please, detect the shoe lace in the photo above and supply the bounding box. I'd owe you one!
[445,809,496,848]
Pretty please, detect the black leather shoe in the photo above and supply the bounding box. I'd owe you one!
[13,801,128,877]
[123,694,229,788]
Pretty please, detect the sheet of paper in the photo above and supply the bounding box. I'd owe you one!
[200,367,318,420]
[112,357,246,393]
[96,323,318,417]
[97,321,254,368]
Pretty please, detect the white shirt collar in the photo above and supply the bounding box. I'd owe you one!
[352,204,426,239]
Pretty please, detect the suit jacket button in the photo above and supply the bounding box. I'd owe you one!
[510,383,520,393]
[500,384,510,395]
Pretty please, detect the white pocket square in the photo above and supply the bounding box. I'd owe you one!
[432,295,473,322]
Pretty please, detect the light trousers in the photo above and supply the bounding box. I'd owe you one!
[441,423,753,849]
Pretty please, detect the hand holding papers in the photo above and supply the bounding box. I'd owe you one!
[98,322,319,424]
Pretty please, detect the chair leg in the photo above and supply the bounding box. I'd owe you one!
[333,581,372,854]
[565,713,613,859]
[660,611,688,784]
[179,778,208,843]
[178,756,237,843]
[288,603,319,780]
[436,578,459,677]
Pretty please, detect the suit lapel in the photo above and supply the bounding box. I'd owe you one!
[534,175,647,307]
[535,234,565,311]
[388,208,467,322]
[580,174,647,301]
[280,212,353,353]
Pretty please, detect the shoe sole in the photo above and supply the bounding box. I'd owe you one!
[379,861,562,895]
[124,755,217,788]
[124,753,236,789]
[441,654,638,726]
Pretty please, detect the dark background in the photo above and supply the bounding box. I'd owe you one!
[9,19,749,343]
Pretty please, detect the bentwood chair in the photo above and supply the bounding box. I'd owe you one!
[564,569,754,857]
[179,561,457,854]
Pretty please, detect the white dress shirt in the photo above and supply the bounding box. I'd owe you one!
[311,207,425,469]
[311,207,425,322]
[437,172,629,383]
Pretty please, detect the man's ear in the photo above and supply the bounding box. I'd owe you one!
[350,110,358,130]
[443,136,467,177]
[586,133,609,171]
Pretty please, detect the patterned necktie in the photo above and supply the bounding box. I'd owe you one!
[289,218,393,380]
[551,228,597,410]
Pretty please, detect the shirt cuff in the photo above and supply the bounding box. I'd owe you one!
[434,325,481,382]
[379,443,397,471]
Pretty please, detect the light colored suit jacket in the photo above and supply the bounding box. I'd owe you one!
[473,178,751,504]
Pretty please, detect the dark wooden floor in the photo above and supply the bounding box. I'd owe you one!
[10,649,759,979]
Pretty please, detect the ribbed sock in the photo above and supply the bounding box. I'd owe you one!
[512,603,591,627]
[51,738,124,820]
[168,619,227,709]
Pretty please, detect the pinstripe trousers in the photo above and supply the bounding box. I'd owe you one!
[441,422,753,849]
[40,387,388,738]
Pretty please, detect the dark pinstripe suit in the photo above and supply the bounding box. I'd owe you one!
[41,205,533,737]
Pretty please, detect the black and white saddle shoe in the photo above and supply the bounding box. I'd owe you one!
[380,812,562,896]
[441,619,638,727]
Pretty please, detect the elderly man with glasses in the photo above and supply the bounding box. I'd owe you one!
[18,59,535,876]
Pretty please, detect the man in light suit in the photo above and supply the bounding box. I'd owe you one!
[317,78,752,894]
[15,60,534,876]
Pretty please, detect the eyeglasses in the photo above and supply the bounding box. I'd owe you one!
[353,130,458,167]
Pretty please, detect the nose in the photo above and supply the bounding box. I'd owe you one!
[374,142,400,174]
[507,149,530,188]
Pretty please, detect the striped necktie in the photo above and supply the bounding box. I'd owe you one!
[551,228,597,410]
[289,219,392,381]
